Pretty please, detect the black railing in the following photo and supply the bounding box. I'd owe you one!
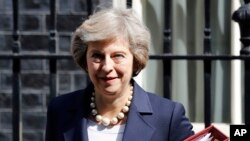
[163,0,172,100]
[232,0,250,126]
[0,0,250,141]
[203,0,212,128]
[48,0,58,104]
[11,0,22,141]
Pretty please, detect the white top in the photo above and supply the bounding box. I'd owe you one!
[87,120,126,141]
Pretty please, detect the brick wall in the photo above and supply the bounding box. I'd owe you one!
[0,0,100,140]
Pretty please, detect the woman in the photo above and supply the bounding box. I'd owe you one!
[45,8,194,141]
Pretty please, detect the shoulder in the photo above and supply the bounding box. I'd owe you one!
[47,88,89,113]
[146,92,189,123]
[132,81,184,114]
[146,92,183,111]
[48,89,83,106]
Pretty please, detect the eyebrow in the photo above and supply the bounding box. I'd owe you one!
[89,48,127,54]
[88,49,103,54]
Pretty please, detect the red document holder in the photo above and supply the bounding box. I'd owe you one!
[184,125,229,141]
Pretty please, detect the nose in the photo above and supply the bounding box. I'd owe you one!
[101,57,113,73]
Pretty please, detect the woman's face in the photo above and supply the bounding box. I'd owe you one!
[86,38,133,97]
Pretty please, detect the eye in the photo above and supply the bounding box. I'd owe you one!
[112,53,126,63]
[113,53,125,58]
[91,53,103,62]
[92,53,102,58]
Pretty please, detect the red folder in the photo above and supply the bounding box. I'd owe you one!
[184,125,229,141]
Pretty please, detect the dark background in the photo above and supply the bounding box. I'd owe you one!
[0,0,100,140]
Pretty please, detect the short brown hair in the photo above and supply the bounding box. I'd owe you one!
[71,8,151,76]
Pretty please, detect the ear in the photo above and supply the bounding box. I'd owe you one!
[132,63,140,77]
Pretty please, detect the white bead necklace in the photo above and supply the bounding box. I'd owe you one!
[90,86,133,126]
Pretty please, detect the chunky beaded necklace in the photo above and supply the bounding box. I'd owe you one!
[90,86,133,126]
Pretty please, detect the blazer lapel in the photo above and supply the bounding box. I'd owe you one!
[63,85,93,141]
[122,82,155,141]
[64,118,88,141]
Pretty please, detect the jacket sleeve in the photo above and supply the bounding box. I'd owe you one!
[169,103,194,141]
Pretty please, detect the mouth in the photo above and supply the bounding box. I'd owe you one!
[99,76,118,83]
[102,77,117,80]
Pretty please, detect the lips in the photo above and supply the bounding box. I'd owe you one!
[101,77,117,81]
[98,76,117,83]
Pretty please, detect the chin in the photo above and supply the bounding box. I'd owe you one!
[103,87,117,93]
[103,86,119,93]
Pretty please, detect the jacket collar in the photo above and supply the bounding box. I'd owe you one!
[64,80,155,141]
[122,81,155,141]
[132,81,153,113]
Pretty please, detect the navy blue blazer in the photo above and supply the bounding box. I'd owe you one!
[46,81,194,141]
